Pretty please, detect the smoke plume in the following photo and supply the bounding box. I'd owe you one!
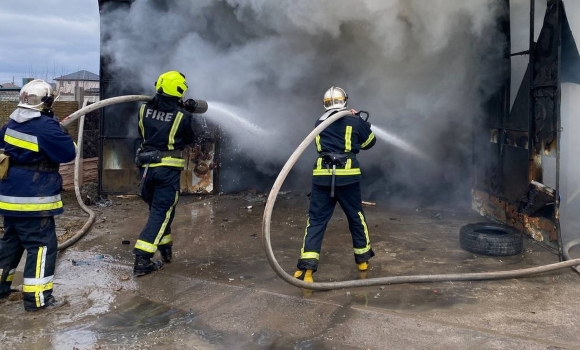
[101,0,508,208]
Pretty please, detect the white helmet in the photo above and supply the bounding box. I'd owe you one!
[323,86,348,110]
[17,79,55,111]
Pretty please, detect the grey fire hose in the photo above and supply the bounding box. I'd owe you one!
[262,110,580,291]
[57,95,152,250]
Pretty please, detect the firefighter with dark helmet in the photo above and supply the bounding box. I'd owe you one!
[133,70,210,276]
[294,86,377,284]
[0,79,76,311]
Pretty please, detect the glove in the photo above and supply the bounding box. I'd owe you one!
[183,99,198,113]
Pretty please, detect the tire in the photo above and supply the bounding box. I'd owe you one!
[459,222,523,256]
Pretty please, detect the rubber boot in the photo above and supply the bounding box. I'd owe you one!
[133,255,164,277]
[159,246,172,263]
[25,296,67,312]
[357,262,369,271]
[294,269,314,297]
[293,269,314,283]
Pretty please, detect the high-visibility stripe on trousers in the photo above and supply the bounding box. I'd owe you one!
[134,166,180,258]
[0,216,57,310]
[297,182,375,272]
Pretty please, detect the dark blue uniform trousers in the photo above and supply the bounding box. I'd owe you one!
[297,182,375,272]
[134,166,180,258]
[0,216,57,310]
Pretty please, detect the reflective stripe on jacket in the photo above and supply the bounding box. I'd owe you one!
[312,108,376,187]
[137,94,199,169]
[0,110,76,217]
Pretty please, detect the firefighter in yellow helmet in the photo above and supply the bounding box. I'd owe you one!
[294,86,377,283]
[133,71,210,276]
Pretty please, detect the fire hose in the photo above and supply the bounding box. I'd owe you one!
[56,95,209,250]
[57,95,152,250]
[262,110,580,291]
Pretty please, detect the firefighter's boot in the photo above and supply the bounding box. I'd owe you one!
[25,296,67,312]
[294,269,314,296]
[159,246,172,263]
[294,269,314,283]
[133,255,164,277]
[357,262,369,271]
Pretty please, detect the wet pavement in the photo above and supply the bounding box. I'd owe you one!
[2,191,580,349]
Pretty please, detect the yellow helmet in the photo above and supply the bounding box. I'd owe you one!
[155,71,188,98]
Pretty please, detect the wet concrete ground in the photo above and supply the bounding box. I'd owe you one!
[1,191,580,349]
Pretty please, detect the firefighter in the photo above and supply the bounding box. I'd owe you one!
[0,79,76,311]
[294,86,377,283]
[133,70,209,277]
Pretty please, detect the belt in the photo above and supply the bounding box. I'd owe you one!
[10,161,60,172]
[319,152,356,198]
[320,152,356,166]
[320,151,356,158]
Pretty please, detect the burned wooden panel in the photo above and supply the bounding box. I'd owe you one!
[472,189,557,242]
[181,141,217,194]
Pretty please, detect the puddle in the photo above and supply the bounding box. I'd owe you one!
[90,296,181,336]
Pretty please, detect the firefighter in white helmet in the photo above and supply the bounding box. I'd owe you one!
[294,86,377,284]
[0,79,76,311]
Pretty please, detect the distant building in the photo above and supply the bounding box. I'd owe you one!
[54,70,100,96]
[0,82,21,102]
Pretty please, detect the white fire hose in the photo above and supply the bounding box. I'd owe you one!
[262,110,580,290]
[57,95,152,250]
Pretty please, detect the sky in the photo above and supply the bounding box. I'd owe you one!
[0,0,100,86]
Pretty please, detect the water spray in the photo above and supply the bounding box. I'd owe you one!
[371,126,429,161]
[206,102,270,137]
[357,110,429,161]
[262,110,580,291]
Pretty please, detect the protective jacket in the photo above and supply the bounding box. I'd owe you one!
[137,94,203,169]
[0,109,76,217]
[312,108,376,186]
[133,94,207,258]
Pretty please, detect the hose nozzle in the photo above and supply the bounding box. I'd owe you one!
[183,99,209,114]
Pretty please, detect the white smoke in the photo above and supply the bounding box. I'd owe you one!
[101,0,507,206]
